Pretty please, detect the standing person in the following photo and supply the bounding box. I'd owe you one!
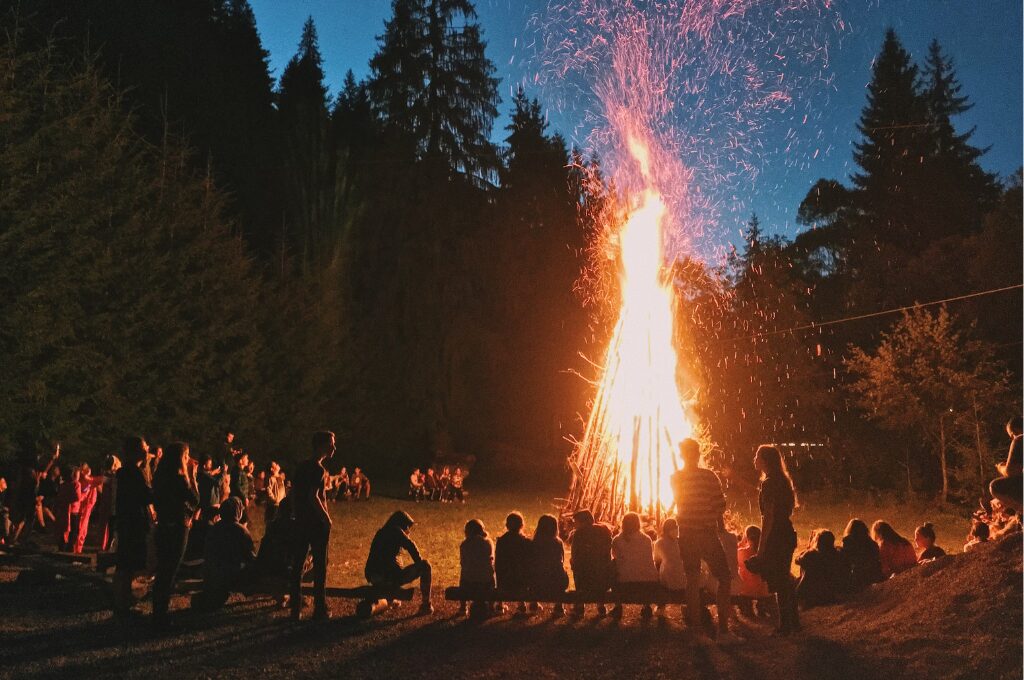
[747,444,799,635]
[495,511,531,613]
[0,476,10,545]
[424,468,439,501]
[529,514,569,616]
[289,431,336,621]
[654,518,687,615]
[113,437,155,620]
[409,469,425,501]
[870,521,917,577]
[569,509,613,617]
[839,519,883,591]
[230,453,253,518]
[220,429,238,468]
[990,415,1023,513]
[264,461,286,526]
[10,443,60,545]
[152,442,200,628]
[73,464,102,554]
[55,466,84,551]
[671,438,735,641]
[438,467,452,502]
[610,512,660,619]
[88,455,120,551]
[365,511,433,615]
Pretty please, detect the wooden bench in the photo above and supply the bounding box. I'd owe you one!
[306,584,415,618]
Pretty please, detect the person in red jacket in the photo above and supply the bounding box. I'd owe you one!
[870,520,917,578]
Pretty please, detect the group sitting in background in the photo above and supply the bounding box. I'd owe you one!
[408,466,468,503]
[327,466,371,501]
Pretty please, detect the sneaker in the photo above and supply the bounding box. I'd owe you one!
[458,603,469,617]
[640,605,653,619]
[494,603,506,614]
[417,602,434,616]
[528,602,541,613]
[517,602,528,615]
[610,605,623,619]
[656,604,666,617]
[553,604,565,618]
[597,604,608,617]
[312,608,332,622]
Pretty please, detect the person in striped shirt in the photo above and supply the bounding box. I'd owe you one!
[671,438,735,642]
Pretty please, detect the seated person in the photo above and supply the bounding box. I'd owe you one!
[870,520,918,578]
[914,522,946,562]
[795,529,848,608]
[458,519,495,616]
[350,468,371,500]
[736,525,770,598]
[990,415,1023,513]
[703,522,744,603]
[840,519,884,590]
[529,514,569,615]
[253,496,299,606]
[424,468,439,501]
[196,498,256,610]
[610,512,659,619]
[409,469,425,501]
[365,511,432,614]
[450,467,467,503]
[569,509,613,616]
[963,519,990,552]
[653,518,686,616]
[495,512,531,612]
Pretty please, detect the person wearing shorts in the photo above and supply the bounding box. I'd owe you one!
[671,438,734,640]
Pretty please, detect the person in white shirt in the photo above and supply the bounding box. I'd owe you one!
[610,512,659,619]
[654,517,686,617]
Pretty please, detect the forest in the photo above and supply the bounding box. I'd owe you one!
[1,1,1020,503]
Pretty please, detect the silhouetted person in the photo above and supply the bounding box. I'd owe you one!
[289,431,336,621]
[255,496,297,606]
[871,520,917,578]
[196,497,256,610]
[264,461,286,526]
[914,522,947,562]
[569,509,613,616]
[152,442,200,628]
[840,519,883,591]
[459,519,495,616]
[10,442,60,545]
[113,436,155,620]
[495,511,531,612]
[990,415,1023,512]
[529,514,568,615]
[963,518,991,552]
[611,512,659,619]
[795,529,848,608]
[365,510,433,615]
[747,444,799,635]
[672,438,733,639]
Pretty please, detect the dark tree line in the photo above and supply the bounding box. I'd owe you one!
[1,4,1019,501]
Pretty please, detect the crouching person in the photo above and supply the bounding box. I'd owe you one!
[365,511,433,615]
[194,498,255,611]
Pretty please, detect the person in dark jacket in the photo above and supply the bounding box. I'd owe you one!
[569,509,613,617]
[839,519,884,591]
[746,445,799,635]
[365,510,432,614]
[195,497,256,611]
[529,514,568,616]
[113,437,155,620]
[289,431,336,621]
[254,496,298,607]
[495,512,532,613]
[795,529,848,608]
[914,522,947,562]
[152,442,200,627]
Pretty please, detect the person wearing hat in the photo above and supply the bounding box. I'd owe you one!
[365,510,433,615]
[289,431,336,621]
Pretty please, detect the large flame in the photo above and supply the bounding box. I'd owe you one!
[566,135,695,524]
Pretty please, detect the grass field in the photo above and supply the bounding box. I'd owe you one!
[0,486,985,680]
[248,485,972,589]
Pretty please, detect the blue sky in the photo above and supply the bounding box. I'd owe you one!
[249,0,1022,249]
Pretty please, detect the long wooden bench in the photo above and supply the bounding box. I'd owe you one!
[443,586,772,608]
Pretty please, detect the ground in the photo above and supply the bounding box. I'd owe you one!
[1,487,1019,680]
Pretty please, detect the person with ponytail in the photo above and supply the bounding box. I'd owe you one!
[746,445,800,634]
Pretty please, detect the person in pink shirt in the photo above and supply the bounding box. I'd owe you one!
[55,466,85,551]
[73,464,104,553]
[736,525,770,598]
[870,520,917,578]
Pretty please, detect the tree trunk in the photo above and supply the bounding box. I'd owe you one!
[939,415,949,505]
[972,398,986,490]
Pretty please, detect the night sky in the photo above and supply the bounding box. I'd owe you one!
[249,0,1022,251]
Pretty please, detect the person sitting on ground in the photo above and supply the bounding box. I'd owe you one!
[871,520,918,578]
[654,518,687,616]
[264,461,286,525]
[914,522,947,562]
[365,510,433,614]
[990,415,1023,513]
[736,525,770,599]
[254,496,298,607]
[409,469,425,502]
[569,509,614,616]
[495,511,531,613]
[350,467,371,500]
[329,467,349,501]
[450,467,467,503]
[529,514,569,616]
[988,500,1022,539]
[963,519,991,552]
[424,468,439,501]
[840,518,883,591]
[795,529,848,609]
[610,512,660,619]
[459,519,495,617]
[195,497,256,611]
[672,438,735,640]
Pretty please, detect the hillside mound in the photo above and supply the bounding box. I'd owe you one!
[807,531,1023,680]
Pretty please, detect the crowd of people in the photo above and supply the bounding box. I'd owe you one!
[0,415,1019,638]
[408,466,468,502]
